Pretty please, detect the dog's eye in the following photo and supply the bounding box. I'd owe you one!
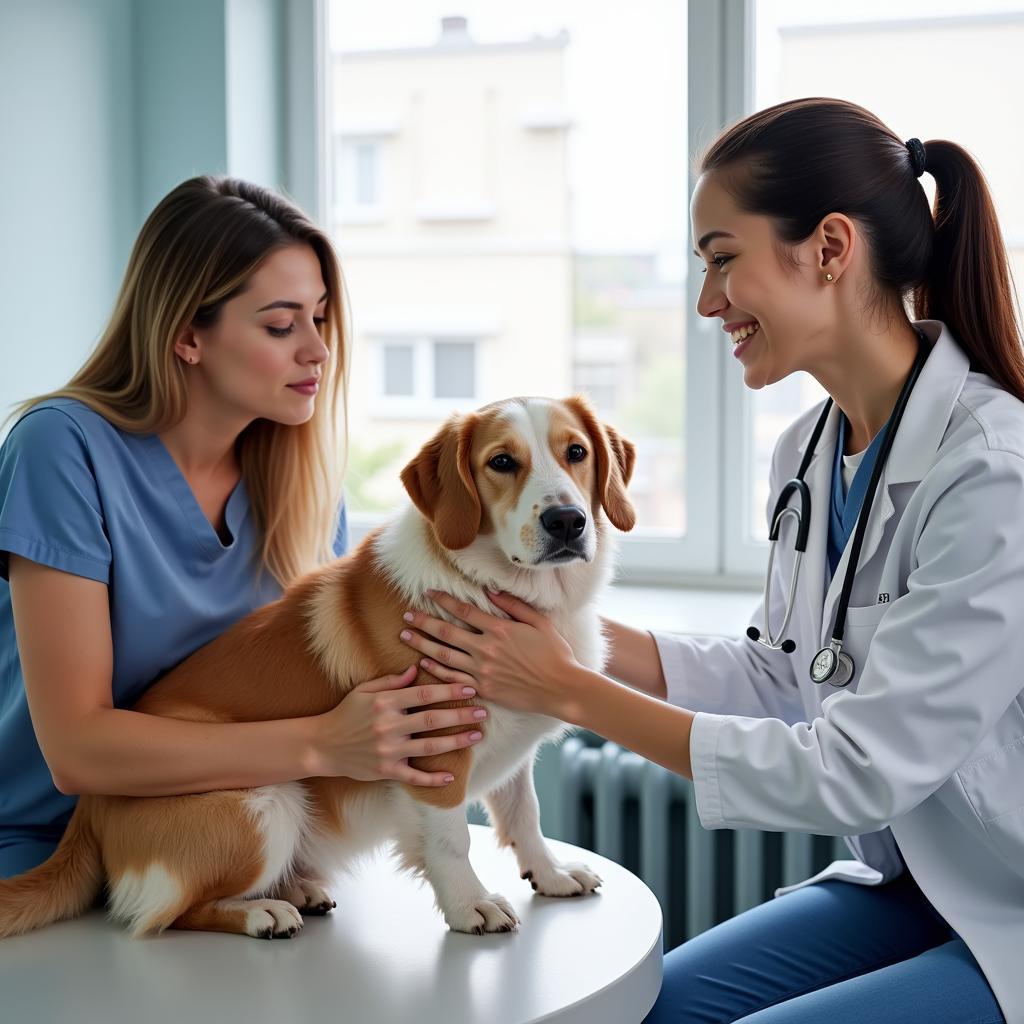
[567,444,587,463]
[488,453,518,473]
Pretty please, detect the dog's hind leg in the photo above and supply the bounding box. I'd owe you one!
[483,756,603,898]
[171,897,304,938]
[268,869,336,915]
[103,783,309,937]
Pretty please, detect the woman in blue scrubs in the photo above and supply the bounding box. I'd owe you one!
[0,176,485,878]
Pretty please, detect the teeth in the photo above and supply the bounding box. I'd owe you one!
[731,322,760,344]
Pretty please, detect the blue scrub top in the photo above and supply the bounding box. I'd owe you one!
[827,410,893,580]
[0,398,347,877]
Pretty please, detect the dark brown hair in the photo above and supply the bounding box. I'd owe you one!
[700,97,1024,401]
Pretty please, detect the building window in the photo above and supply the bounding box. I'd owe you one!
[353,142,378,205]
[382,343,415,397]
[373,337,480,413]
[573,363,620,418]
[334,136,384,220]
[433,341,476,399]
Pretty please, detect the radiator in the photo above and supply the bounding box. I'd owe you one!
[533,731,849,951]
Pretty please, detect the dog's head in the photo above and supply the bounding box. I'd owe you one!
[400,395,636,568]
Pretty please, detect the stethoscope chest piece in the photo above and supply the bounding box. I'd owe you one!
[809,641,855,687]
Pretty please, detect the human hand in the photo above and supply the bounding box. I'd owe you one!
[399,589,581,719]
[314,666,488,787]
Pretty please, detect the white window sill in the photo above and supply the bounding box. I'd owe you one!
[337,117,401,138]
[415,201,496,223]
[368,397,480,419]
[602,582,760,639]
[335,207,387,226]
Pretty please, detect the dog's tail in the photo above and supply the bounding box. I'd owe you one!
[0,800,103,938]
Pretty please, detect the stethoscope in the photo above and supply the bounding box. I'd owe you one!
[746,328,930,687]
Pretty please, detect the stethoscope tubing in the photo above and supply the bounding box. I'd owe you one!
[748,329,930,686]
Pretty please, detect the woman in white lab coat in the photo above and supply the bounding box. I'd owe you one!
[400,97,1024,1023]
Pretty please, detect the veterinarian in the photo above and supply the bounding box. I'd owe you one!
[400,98,1024,1023]
[0,176,486,880]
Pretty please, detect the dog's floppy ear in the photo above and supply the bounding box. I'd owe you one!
[564,395,637,532]
[400,414,482,549]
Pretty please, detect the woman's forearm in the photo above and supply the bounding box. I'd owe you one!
[563,665,693,781]
[600,616,668,700]
[57,707,326,797]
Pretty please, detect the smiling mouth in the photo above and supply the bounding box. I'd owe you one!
[730,321,760,344]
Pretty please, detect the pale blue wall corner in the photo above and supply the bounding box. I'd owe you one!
[0,0,315,429]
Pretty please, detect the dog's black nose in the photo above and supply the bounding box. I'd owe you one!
[540,505,587,542]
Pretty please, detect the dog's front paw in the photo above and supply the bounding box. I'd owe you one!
[522,860,603,897]
[444,893,520,935]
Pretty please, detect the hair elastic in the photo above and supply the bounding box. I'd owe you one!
[905,137,927,178]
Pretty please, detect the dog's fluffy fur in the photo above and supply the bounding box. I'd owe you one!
[0,395,635,940]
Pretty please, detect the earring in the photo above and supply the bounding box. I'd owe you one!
[825,272,834,282]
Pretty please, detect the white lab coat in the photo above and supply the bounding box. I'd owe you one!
[652,320,1024,1022]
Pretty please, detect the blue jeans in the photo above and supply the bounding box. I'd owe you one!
[643,872,1004,1023]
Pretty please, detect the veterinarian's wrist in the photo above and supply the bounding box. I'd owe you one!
[556,663,603,727]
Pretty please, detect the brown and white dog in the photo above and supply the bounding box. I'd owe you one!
[0,395,635,940]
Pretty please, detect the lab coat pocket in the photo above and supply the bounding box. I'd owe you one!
[836,603,889,690]
[843,602,890,629]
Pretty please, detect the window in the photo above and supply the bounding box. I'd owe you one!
[327,2,691,572]
[310,2,1024,583]
[352,142,378,205]
[333,136,387,222]
[382,343,414,396]
[371,337,481,432]
[433,341,475,400]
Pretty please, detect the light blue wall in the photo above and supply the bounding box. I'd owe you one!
[0,0,312,431]
[0,0,137,424]
[134,0,230,218]
[226,0,284,191]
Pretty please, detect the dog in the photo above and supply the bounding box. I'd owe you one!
[0,395,636,940]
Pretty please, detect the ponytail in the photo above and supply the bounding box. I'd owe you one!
[701,98,1024,401]
[914,140,1024,400]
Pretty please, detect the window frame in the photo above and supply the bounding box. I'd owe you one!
[306,0,767,588]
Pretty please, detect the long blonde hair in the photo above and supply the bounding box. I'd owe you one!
[6,175,349,588]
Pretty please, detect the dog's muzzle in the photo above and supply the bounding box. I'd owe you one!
[539,504,588,563]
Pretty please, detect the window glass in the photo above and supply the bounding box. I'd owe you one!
[328,1,688,527]
[747,1,1024,541]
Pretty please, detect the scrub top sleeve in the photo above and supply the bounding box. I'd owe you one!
[0,407,112,583]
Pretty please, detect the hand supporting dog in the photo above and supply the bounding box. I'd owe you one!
[313,665,487,787]
[400,589,582,721]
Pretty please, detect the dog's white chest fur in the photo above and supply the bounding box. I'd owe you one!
[373,508,612,798]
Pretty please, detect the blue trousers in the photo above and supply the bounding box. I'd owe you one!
[0,831,60,878]
[643,871,1004,1023]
